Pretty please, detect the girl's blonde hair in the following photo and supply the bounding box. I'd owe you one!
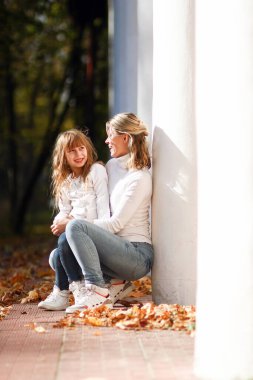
[106,112,151,169]
[51,129,97,207]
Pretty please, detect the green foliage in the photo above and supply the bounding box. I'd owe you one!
[0,0,109,234]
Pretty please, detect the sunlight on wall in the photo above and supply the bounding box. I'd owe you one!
[152,0,197,306]
[195,1,253,378]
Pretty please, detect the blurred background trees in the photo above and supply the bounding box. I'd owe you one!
[0,0,108,235]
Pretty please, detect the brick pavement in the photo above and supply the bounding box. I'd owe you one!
[0,302,197,380]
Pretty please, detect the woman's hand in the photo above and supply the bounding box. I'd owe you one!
[50,216,73,236]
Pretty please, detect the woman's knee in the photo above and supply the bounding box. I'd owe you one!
[66,219,88,239]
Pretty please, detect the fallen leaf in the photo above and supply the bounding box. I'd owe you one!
[0,306,12,320]
[93,331,102,336]
[25,322,47,333]
[21,289,40,304]
[34,326,46,333]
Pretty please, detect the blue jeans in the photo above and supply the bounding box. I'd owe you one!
[65,219,154,288]
[50,233,83,290]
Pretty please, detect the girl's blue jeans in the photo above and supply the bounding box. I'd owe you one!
[49,233,83,290]
[50,219,153,290]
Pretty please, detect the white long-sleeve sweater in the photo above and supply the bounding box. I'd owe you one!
[54,163,110,222]
[94,154,152,243]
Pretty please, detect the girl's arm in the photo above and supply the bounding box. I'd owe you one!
[53,186,72,222]
[91,163,110,219]
[51,215,73,236]
[51,186,72,236]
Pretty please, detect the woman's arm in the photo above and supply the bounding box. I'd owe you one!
[94,171,151,233]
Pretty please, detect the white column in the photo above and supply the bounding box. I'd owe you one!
[136,0,153,127]
[194,1,253,379]
[109,0,138,115]
[109,0,153,127]
[152,0,197,305]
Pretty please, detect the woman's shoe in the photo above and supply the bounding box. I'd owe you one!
[109,279,135,304]
[69,280,86,304]
[65,284,112,314]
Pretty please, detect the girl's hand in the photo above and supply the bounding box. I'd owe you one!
[50,217,73,236]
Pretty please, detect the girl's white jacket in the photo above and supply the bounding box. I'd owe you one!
[54,163,110,223]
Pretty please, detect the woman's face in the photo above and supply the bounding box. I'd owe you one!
[105,126,129,158]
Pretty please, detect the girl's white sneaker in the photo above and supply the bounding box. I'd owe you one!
[38,285,70,311]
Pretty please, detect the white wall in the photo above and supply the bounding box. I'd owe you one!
[152,0,197,305]
[194,1,253,378]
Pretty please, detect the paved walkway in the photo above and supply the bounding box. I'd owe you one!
[0,303,197,380]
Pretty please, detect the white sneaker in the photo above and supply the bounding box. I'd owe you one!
[38,285,70,311]
[69,280,86,304]
[109,279,135,304]
[65,284,111,314]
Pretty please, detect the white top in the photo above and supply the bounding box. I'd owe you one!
[94,154,152,243]
[54,163,110,222]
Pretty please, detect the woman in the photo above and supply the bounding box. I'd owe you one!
[50,112,153,313]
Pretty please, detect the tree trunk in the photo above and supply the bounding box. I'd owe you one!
[5,50,18,225]
[13,29,84,234]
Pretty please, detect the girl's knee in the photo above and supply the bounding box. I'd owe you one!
[49,248,59,271]
[57,232,68,247]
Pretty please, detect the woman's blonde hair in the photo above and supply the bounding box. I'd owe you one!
[51,129,97,207]
[106,112,151,169]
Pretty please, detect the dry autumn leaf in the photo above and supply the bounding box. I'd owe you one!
[130,277,152,297]
[34,326,47,333]
[0,305,12,320]
[21,289,40,304]
[93,331,102,336]
[25,322,47,333]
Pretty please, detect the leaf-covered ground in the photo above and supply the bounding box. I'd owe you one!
[53,303,195,334]
[0,236,195,333]
[0,235,56,309]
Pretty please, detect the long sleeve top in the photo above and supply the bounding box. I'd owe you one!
[94,154,152,244]
[54,163,110,223]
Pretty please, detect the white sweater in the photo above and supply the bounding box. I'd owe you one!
[54,163,110,222]
[94,154,152,243]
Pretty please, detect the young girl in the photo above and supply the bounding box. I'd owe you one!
[38,129,110,310]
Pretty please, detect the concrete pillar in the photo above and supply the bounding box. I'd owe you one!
[108,0,153,127]
[136,0,153,127]
[152,0,197,305]
[194,1,253,378]
[108,0,138,115]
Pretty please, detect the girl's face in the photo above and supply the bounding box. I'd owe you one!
[65,145,87,176]
[105,126,129,158]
